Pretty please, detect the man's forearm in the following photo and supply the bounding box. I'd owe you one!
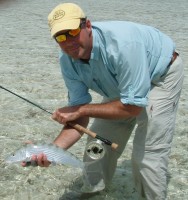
[53,116,89,149]
[79,100,142,119]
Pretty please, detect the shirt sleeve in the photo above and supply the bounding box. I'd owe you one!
[60,53,92,106]
[115,42,151,107]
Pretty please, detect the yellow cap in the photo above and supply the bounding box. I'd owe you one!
[48,3,85,37]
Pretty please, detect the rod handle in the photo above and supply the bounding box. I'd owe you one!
[68,122,118,150]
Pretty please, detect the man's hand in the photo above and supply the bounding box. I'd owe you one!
[21,154,51,167]
[52,105,82,125]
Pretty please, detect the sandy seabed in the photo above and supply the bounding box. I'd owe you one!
[0,0,188,199]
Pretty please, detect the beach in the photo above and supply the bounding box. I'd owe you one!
[0,0,188,199]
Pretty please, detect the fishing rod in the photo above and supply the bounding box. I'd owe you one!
[1,85,118,150]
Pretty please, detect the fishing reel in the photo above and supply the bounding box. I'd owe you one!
[85,139,106,160]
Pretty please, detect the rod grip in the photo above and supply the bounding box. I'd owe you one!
[68,122,96,138]
[68,122,118,150]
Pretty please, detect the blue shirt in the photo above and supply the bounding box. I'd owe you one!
[60,21,175,107]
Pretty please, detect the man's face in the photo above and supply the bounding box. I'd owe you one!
[55,20,93,60]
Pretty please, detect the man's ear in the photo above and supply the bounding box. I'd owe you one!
[86,20,92,29]
[86,20,92,36]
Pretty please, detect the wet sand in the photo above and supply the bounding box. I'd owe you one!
[0,0,188,199]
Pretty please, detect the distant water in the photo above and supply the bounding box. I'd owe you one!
[0,0,187,199]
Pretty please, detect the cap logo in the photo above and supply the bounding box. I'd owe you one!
[53,10,65,20]
[48,10,65,29]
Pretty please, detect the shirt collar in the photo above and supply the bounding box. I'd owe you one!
[90,28,100,61]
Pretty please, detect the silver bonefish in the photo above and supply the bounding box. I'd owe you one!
[5,143,84,169]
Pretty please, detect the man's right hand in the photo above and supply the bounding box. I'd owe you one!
[21,154,51,167]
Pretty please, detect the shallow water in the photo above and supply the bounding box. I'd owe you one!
[0,0,188,199]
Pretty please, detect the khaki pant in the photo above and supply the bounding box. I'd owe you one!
[82,55,184,200]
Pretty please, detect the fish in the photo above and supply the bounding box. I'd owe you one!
[5,143,84,169]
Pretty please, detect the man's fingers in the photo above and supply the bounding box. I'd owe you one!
[42,154,51,167]
[21,161,27,167]
[37,154,45,166]
[37,154,51,167]
[21,155,37,167]
[51,110,67,125]
[21,154,51,167]
[23,161,38,167]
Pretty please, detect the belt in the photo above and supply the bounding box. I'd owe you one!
[168,51,179,66]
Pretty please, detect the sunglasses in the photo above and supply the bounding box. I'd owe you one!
[54,19,86,43]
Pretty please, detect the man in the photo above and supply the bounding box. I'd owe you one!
[24,3,184,199]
